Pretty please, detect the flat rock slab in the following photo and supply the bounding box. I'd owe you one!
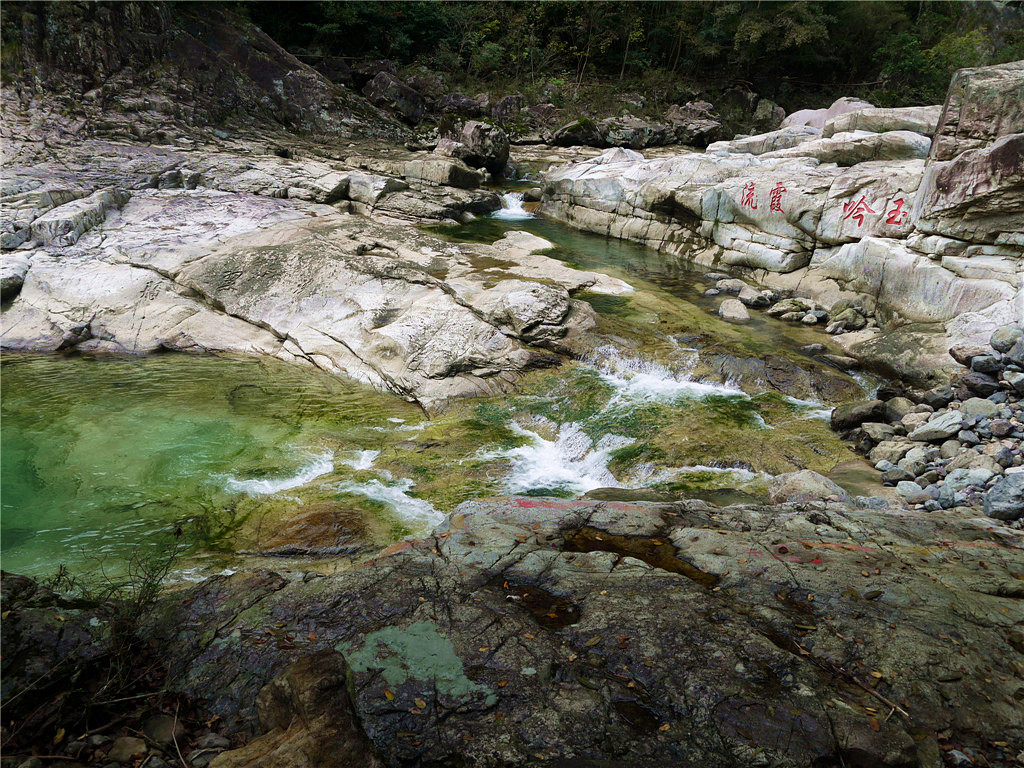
[141,497,1023,767]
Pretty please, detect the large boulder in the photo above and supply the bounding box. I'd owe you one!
[761,130,931,166]
[458,121,510,175]
[780,96,874,130]
[403,157,484,189]
[707,125,821,156]
[822,105,942,138]
[362,71,426,124]
[931,60,1024,162]
[550,118,605,147]
[491,94,524,125]
[913,132,1024,245]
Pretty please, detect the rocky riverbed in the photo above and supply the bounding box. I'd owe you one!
[1,4,1022,767]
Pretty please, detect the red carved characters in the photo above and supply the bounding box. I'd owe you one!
[886,197,908,225]
[842,195,875,227]
[741,182,757,209]
[769,182,786,213]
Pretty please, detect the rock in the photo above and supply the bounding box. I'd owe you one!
[550,118,604,147]
[717,298,749,323]
[829,307,866,332]
[767,470,852,504]
[209,650,383,768]
[1,252,33,300]
[961,371,1000,397]
[716,278,748,294]
[883,397,915,423]
[830,399,885,431]
[897,480,931,504]
[144,714,186,745]
[1003,371,1024,395]
[30,187,130,246]
[989,419,1014,438]
[991,325,1024,353]
[960,397,998,419]
[763,129,932,166]
[107,736,147,763]
[860,422,895,443]
[908,410,964,442]
[914,133,1024,245]
[983,473,1024,520]
[706,125,821,156]
[921,386,956,409]
[781,96,874,130]
[970,354,1003,375]
[822,105,942,139]
[737,285,769,308]
[437,94,483,117]
[801,343,827,355]
[198,734,231,751]
[404,157,484,189]
[820,354,859,370]
[881,467,913,485]
[458,121,510,175]
[362,72,426,124]
[490,95,524,125]
[930,60,1024,161]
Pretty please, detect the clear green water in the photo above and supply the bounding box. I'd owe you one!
[0,353,423,577]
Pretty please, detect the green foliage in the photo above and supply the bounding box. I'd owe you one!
[233,0,1023,111]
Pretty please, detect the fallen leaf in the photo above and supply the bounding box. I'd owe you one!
[414,697,427,709]
[385,689,395,701]
[869,717,880,732]
[585,636,601,647]
[53,727,65,744]
[658,723,670,732]
[497,680,508,687]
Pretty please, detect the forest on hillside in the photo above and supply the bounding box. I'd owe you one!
[234,0,1024,108]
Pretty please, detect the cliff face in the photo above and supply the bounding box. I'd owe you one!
[0,1,403,141]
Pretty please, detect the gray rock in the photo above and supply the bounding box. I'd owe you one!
[767,470,852,504]
[984,473,1024,520]
[196,734,230,750]
[939,439,962,459]
[909,410,964,442]
[718,298,750,323]
[144,713,185,745]
[960,397,998,419]
[897,481,931,504]
[831,399,885,431]
[970,355,1003,375]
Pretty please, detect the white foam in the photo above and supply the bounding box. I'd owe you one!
[335,478,444,524]
[222,450,334,495]
[492,191,534,220]
[501,421,633,495]
[586,346,745,404]
[340,449,380,471]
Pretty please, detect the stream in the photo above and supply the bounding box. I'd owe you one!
[1,199,875,579]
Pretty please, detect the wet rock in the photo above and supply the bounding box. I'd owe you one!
[909,410,963,442]
[737,285,769,308]
[984,473,1024,520]
[767,470,851,503]
[718,298,749,323]
[830,399,885,431]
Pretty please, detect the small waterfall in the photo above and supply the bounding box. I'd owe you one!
[495,420,633,496]
[492,191,534,220]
